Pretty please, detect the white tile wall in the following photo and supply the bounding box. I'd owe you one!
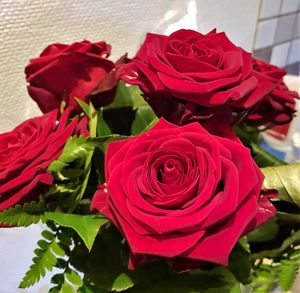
[280,0,300,14]
[255,18,278,49]
[274,13,297,43]
[294,12,300,38]
[260,0,282,19]
[270,41,291,66]
[287,38,300,64]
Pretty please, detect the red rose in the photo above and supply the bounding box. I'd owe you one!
[246,58,298,127]
[92,119,276,270]
[25,40,116,114]
[0,109,87,211]
[118,29,275,122]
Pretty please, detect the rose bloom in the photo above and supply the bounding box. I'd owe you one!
[0,109,87,212]
[245,58,298,127]
[92,119,276,270]
[25,40,116,114]
[118,29,275,122]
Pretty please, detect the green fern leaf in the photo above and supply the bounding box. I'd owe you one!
[252,264,276,293]
[278,259,298,291]
[0,201,45,227]
[277,249,300,292]
[19,230,65,288]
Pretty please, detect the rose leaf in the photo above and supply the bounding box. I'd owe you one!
[261,163,300,207]
[45,212,108,251]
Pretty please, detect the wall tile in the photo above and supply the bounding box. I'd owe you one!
[197,0,261,52]
[255,19,277,49]
[260,0,282,19]
[274,13,297,43]
[284,62,300,74]
[287,38,300,64]
[280,0,300,14]
[253,47,272,62]
[293,12,300,38]
[270,42,291,67]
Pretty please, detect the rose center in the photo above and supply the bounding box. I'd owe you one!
[158,159,183,185]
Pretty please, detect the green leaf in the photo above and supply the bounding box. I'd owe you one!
[247,219,279,243]
[0,201,45,227]
[261,163,300,207]
[277,211,300,223]
[41,230,55,241]
[131,268,241,293]
[234,126,286,167]
[278,259,298,291]
[70,226,139,291]
[51,273,64,285]
[96,134,130,154]
[65,270,83,287]
[45,212,108,251]
[251,264,276,293]
[19,231,63,288]
[252,230,300,259]
[47,136,99,211]
[251,142,287,168]
[228,238,251,284]
[88,101,97,138]
[97,109,112,137]
[60,282,75,293]
[74,98,90,116]
[131,106,157,135]
[107,82,142,109]
[48,136,98,173]
[233,125,259,144]
[51,241,65,257]
[277,249,300,291]
[111,273,134,292]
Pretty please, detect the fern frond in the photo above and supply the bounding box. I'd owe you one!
[252,264,276,293]
[0,201,45,227]
[19,229,65,288]
[278,259,298,291]
[277,248,300,292]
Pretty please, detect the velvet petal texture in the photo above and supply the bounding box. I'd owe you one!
[0,108,88,212]
[91,118,276,270]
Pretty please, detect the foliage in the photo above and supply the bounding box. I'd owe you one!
[45,212,108,251]
[261,164,300,207]
[19,226,65,288]
[0,201,45,227]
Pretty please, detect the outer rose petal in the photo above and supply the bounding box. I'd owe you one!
[181,195,259,265]
[27,86,61,113]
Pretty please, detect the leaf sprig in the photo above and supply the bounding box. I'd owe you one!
[0,201,45,227]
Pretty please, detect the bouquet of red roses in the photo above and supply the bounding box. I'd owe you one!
[0,29,299,293]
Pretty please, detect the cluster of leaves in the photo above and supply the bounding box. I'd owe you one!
[70,225,243,293]
[19,222,83,292]
[235,124,300,292]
